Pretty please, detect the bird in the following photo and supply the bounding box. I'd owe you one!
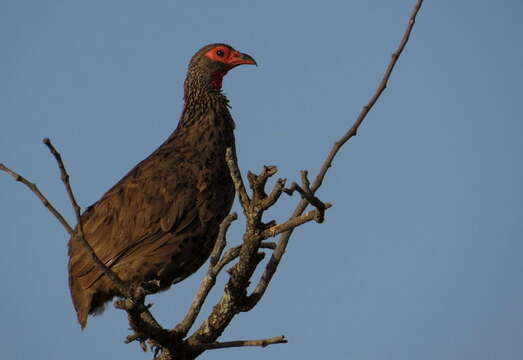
[68,43,256,328]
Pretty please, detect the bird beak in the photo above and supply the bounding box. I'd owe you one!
[229,51,257,67]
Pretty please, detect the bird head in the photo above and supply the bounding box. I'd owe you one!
[186,43,257,91]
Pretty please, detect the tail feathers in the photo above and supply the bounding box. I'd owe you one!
[69,275,92,329]
[69,273,117,329]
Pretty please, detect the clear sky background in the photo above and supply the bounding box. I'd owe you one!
[1,1,522,359]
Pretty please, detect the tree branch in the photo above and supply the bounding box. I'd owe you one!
[248,0,425,308]
[215,242,276,273]
[0,163,74,233]
[174,213,238,336]
[43,138,130,298]
[2,141,169,350]
[226,148,251,214]
[262,177,287,209]
[259,204,332,240]
[192,335,287,351]
[43,140,172,348]
[209,213,238,267]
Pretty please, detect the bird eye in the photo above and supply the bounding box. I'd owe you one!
[216,49,224,57]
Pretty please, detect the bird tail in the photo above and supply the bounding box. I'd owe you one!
[69,272,92,329]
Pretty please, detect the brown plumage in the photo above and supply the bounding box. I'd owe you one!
[68,43,256,328]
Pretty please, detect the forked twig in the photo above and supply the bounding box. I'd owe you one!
[0,163,73,233]
[248,0,425,307]
[43,138,130,297]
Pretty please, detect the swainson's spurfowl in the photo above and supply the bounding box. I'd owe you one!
[68,43,256,328]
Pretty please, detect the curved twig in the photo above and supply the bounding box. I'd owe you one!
[248,0,425,308]
[43,138,130,297]
[0,163,73,233]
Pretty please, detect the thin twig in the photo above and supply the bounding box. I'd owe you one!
[209,213,238,267]
[259,204,332,240]
[192,335,287,351]
[284,170,327,223]
[0,163,74,233]
[226,148,251,214]
[175,213,237,336]
[312,0,423,194]
[247,165,278,203]
[2,145,166,346]
[42,138,130,297]
[174,240,275,336]
[43,140,168,343]
[262,177,287,209]
[215,242,276,273]
[248,0,425,307]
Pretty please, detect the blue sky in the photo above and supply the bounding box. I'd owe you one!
[1,1,522,359]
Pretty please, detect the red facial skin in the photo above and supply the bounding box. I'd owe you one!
[204,45,256,89]
[204,45,256,67]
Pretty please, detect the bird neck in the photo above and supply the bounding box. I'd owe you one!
[166,92,235,160]
[184,64,231,97]
[180,67,232,128]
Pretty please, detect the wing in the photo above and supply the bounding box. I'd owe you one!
[68,148,198,289]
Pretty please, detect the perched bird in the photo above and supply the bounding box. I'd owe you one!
[68,43,256,328]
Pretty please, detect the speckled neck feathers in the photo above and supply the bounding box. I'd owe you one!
[180,64,234,130]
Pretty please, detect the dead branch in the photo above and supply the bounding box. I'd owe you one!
[259,204,332,240]
[226,148,251,214]
[248,0,425,309]
[44,139,168,345]
[174,235,279,342]
[192,335,287,351]
[175,213,238,336]
[209,213,239,267]
[43,138,130,297]
[0,163,73,233]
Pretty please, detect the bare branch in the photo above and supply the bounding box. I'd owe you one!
[0,163,74,233]
[248,0,425,308]
[46,139,169,346]
[262,177,287,209]
[259,204,332,241]
[209,213,238,267]
[175,213,237,336]
[284,170,328,223]
[43,138,130,297]
[247,165,278,204]
[192,335,287,351]
[174,240,275,336]
[226,147,251,213]
[43,139,168,346]
[216,242,276,273]
[311,1,424,194]
[2,144,167,348]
